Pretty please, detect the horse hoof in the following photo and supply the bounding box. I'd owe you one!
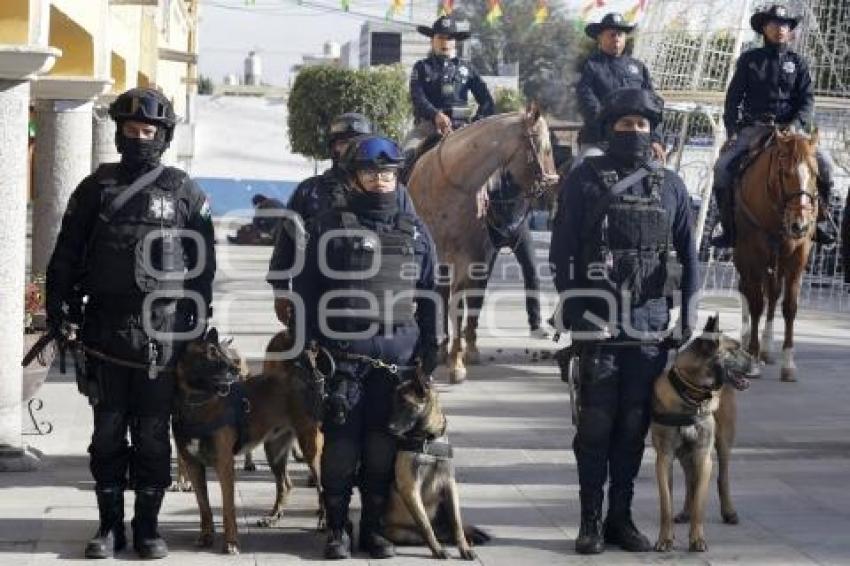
[722,511,739,525]
[760,350,775,365]
[196,533,214,548]
[257,515,280,528]
[223,542,239,555]
[781,368,797,382]
[449,367,467,384]
[673,511,690,524]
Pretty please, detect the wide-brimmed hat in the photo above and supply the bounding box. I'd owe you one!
[417,16,471,41]
[585,12,636,39]
[750,4,800,34]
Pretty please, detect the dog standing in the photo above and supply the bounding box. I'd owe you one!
[383,370,488,560]
[651,315,752,552]
[172,328,324,554]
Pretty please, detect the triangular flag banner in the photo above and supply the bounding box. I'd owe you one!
[486,0,502,25]
[438,0,453,16]
[392,0,404,15]
[624,4,639,21]
[534,0,548,24]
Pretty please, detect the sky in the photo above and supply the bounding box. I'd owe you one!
[197,0,645,85]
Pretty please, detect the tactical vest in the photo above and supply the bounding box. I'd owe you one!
[580,157,682,306]
[83,164,190,300]
[316,186,419,332]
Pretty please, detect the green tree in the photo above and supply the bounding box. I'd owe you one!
[493,87,525,113]
[287,65,410,160]
[456,0,585,118]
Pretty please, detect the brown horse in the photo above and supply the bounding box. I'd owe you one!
[733,130,820,382]
[406,105,558,383]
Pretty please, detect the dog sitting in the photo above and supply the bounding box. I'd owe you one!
[172,327,324,554]
[651,315,752,553]
[383,370,489,560]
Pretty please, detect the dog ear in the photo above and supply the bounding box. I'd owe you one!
[703,314,720,336]
[206,327,219,344]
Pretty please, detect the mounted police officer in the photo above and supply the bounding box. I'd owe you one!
[711,4,836,248]
[402,15,495,156]
[550,88,698,555]
[291,135,439,559]
[268,113,419,325]
[45,87,216,560]
[575,13,665,169]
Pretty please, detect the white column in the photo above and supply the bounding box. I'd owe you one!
[0,45,59,472]
[92,102,119,170]
[30,77,111,278]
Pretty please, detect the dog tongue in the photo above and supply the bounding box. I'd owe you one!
[728,372,751,391]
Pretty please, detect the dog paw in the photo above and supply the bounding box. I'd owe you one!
[459,547,477,561]
[223,542,240,555]
[257,515,280,528]
[673,511,690,524]
[169,480,193,492]
[195,532,214,548]
[722,511,739,525]
[432,547,450,560]
[654,538,674,552]
[689,538,708,552]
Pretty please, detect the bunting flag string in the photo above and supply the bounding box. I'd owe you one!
[386,0,404,19]
[486,0,502,25]
[438,0,453,16]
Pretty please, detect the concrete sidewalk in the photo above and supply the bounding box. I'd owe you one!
[3,244,850,565]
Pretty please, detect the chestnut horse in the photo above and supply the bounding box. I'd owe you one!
[406,106,558,383]
[733,130,820,382]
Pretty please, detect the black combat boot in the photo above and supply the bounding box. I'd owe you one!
[359,493,395,559]
[575,492,604,555]
[84,487,127,559]
[603,489,651,552]
[131,488,168,559]
[710,187,736,248]
[815,178,836,246]
[324,494,353,560]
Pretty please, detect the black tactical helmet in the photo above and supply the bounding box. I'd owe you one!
[109,87,177,141]
[327,113,372,148]
[598,88,664,129]
[340,135,404,172]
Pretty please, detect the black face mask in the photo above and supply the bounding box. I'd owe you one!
[116,128,168,172]
[350,189,398,221]
[607,130,653,168]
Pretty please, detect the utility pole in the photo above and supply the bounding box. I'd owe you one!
[185,0,199,123]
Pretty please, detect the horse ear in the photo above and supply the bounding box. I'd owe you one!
[525,100,541,126]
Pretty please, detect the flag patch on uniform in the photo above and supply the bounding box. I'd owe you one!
[200,199,212,219]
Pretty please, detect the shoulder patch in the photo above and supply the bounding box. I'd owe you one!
[199,199,212,219]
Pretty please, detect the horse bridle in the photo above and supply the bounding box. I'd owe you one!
[769,142,818,240]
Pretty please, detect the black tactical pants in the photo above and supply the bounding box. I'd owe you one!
[573,303,670,510]
[88,360,175,490]
[320,326,418,529]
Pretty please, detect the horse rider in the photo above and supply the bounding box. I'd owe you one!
[268,113,419,325]
[575,12,665,170]
[45,87,216,559]
[711,3,836,248]
[402,15,495,157]
[482,170,549,339]
[549,88,699,555]
[290,135,440,559]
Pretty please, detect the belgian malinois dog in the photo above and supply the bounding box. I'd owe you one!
[651,315,752,553]
[172,328,325,554]
[383,370,489,560]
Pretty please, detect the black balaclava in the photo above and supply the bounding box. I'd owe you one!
[116,124,169,173]
[606,126,653,170]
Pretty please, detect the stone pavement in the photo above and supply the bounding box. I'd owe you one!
[3,241,850,565]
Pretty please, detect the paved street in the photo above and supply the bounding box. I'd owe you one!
[3,241,850,565]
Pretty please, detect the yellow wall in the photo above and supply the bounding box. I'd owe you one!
[111,52,126,93]
[0,0,29,44]
[48,5,94,77]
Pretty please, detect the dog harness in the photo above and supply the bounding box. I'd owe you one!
[398,434,454,460]
[173,382,252,454]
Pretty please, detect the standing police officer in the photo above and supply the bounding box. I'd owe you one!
[46,87,216,559]
[402,16,495,155]
[711,4,836,247]
[291,135,439,559]
[575,13,664,168]
[268,113,419,325]
[550,89,698,554]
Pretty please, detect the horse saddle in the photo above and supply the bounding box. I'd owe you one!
[732,129,777,186]
[400,133,443,185]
